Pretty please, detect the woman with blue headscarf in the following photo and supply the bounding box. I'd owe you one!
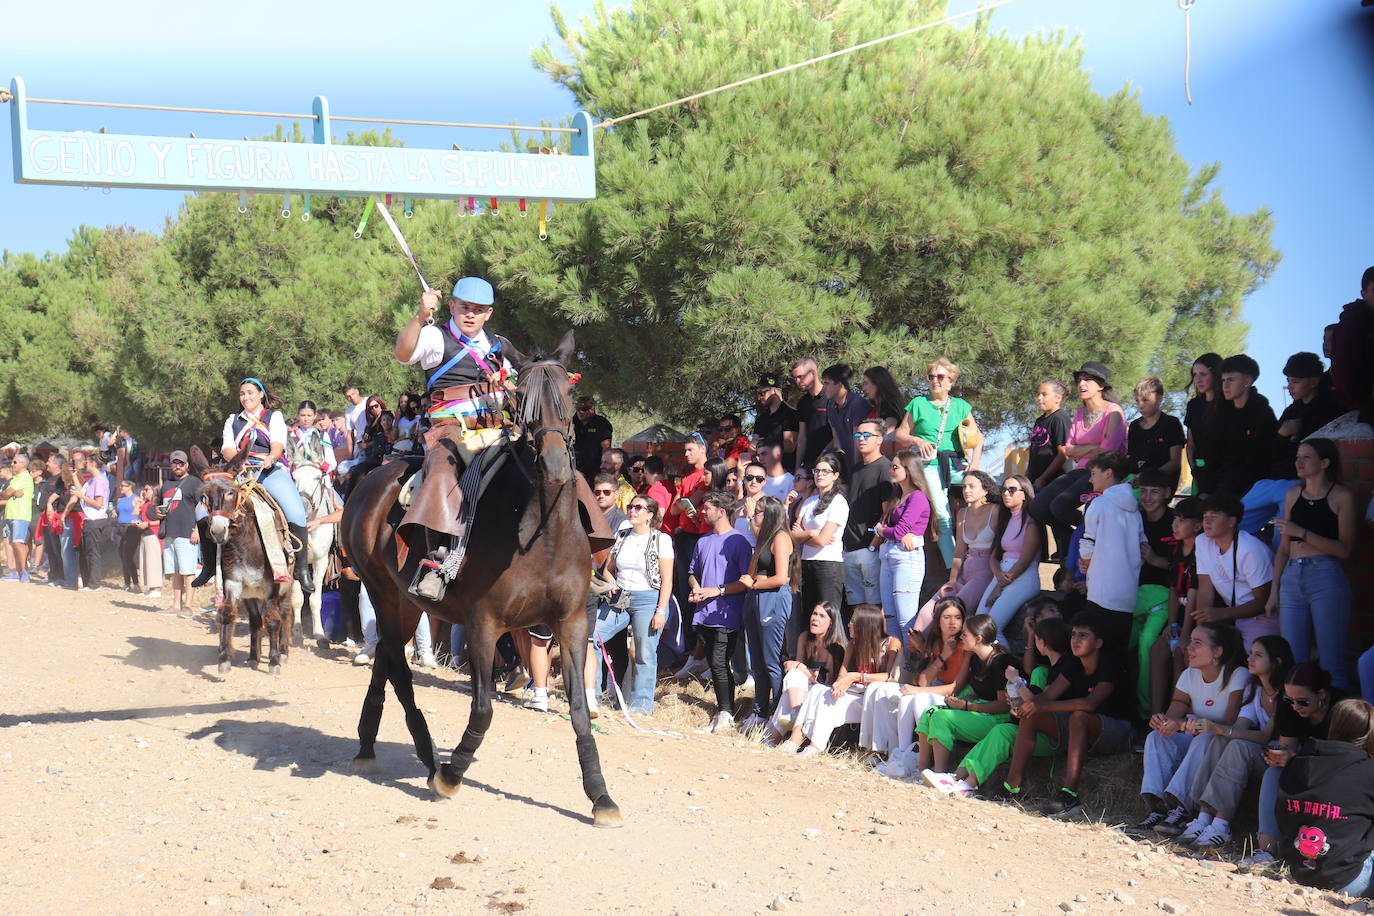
[218,377,313,595]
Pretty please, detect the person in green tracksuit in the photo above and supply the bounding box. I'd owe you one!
[918,613,1014,788]
[933,616,1083,795]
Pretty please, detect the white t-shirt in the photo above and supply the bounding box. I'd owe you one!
[222,409,288,454]
[1196,530,1273,607]
[733,516,758,547]
[1237,689,1274,733]
[762,472,794,502]
[345,400,368,441]
[1177,665,1251,722]
[402,323,515,376]
[798,493,849,563]
[612,530,674,593]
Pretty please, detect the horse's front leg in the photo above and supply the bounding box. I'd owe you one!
[266,594,284,676]
[433,618,495,798]
[246,598,263,668]
[217,598,237,674]
[557,596,621,828]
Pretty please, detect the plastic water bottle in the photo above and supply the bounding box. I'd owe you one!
[1168,623,1182,652]
[1007,677,1026,713]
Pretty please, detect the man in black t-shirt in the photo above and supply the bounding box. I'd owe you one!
[572,397,613,483]
[842,419,892,609]
[990,612,1134,813]
[751,375,799,471]
[791,357,831,470]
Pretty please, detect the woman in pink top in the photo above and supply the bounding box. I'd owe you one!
[1028,361,1125,560]
[977,474,1045,643]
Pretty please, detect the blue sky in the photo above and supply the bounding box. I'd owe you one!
[4,0,1371,413]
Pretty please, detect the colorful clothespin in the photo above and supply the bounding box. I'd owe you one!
[301,195,312,222]
[518,198,527,218]
[403,197,414,219]
[237,191,248,214]
[281,194,292,219]
[538,199,549,241]
[354,196,375,239]
[489,197,499,214]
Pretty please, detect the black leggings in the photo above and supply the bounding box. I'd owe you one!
[701,626,740,715]
[118,523,141,588]
[1028,468,1091,557]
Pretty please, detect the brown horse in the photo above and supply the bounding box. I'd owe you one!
[340,331,621,827]
[191,448,294,676]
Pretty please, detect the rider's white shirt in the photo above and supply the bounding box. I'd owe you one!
[222,408,288,454]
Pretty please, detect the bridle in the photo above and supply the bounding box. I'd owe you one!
[518,359,576,459]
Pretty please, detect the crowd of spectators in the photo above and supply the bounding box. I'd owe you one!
[4,265,1374,896]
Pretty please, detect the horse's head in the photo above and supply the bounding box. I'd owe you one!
[199,474,240,544]
[512,330,578,484]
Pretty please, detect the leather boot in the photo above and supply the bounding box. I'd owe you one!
[289,523,314,595]
[189,530,217,588]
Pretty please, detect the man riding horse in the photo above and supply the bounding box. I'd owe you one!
[396,276,608,600]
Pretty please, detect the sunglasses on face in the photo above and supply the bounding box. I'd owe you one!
[743,474,766,483]
[594,489,615,496]
[927,373,948,381]
[626,504,649,513]
[171,460,187,467]
[1003,486,1022,495]
[1290,696,1315,709]
[629,466,645,473]
[853,432,878,440]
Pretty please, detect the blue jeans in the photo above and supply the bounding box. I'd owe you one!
[358,584,429,653]
[880,540,926,638]
[1279,555,1353,690]
[1241,478,1299,541]
[1259,764,1281,840]
[979,556,1042,645]
[843,548,882,605]
[258,465,307,527]
[745,588,791,718]
[593,589,662,714]
[1339,850,1374,898]
[60,519,79,588]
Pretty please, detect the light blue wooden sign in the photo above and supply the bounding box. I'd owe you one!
[6,78,595,201]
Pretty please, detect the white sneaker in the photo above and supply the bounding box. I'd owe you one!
[738,675,756,693]
[1178,816,1210,844]
[341,638,358,650]
[700,711,734,734]
[1191,822,1231,849]
[776,739,801,753]
[415,651,437,668]
[922,769,960,794]
[586,692,600,720]
[146,589,162,598]
[523,692,550,712]
[352,646,375,666]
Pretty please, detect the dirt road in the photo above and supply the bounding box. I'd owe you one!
[0,581,1353,915]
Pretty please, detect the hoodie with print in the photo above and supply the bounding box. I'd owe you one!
[1078,481,1144,613]
[1278,738,1374,891]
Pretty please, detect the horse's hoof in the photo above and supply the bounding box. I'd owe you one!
[315,638,330,651]
[217,661,230,674]
[592,802,624,829]
[351,756,379,774]
[269,664,282,676]
[428,768,461,799]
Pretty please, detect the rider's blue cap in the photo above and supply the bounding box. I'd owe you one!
[451,276,494,306]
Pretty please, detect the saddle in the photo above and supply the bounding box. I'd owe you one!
[232,476,295,583]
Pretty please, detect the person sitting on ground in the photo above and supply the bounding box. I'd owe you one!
[1237,662,1339,873]
[1019,596,1064,671]
[913,470,1000,632]
[1170,635,1294,850]
[976,474,1044,644]
[1276,698,1374,896]
[917,614,1014,792]
[863,596,969,761]
[987,611,1135,813]
[1140,622,1249,836]
[766,602,845,742]
[929,615,1079,797]
[782,603,899,756]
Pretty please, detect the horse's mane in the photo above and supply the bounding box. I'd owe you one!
[518,357,570,432]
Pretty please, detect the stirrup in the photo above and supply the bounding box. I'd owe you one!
[408,547,449,601]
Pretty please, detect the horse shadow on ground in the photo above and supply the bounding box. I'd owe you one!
[0,697,285,729]
[183,717,593,823]
[108,634,244,682]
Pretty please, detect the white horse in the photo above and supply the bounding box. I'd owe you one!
[291,463,337,644]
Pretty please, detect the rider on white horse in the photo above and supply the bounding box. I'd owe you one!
[288,400,341,642]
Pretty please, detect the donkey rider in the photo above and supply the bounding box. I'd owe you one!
[395,277,609,600]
